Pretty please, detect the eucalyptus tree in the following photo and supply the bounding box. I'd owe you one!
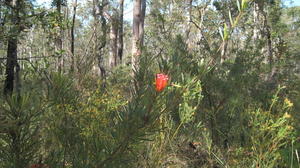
[118,0,124,63]
[51,0,67,73]
[70,0,77,72]
[93,0,108,78]
[132,0,146,71]
[2,0,36,95]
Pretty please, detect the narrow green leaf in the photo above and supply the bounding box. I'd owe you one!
[229,10,234,26]
[224,23,229,41]
[237,0,241,12]
[241,0,245,10]
[241,0,248,10]
[219,27,224,41]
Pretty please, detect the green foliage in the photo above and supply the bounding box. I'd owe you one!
[228,87,296,167]
[0,91,44,168]
[178,76,202,124]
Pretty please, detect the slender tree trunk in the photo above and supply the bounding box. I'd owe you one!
[132,0,141,71]
[99,0,107,78]
[56,0,64,73]
[265,24,273,67]
[186,0,193,49]
[3,2,23,166]
[132,0,146,71]
[254,0,273,66]
[93,0,107,79]
[109,16,118,69]
[117,0,124,63]
[70,0,77,72]
[139,0,146,45]
[4,39,18,95]
[4,0,20,96]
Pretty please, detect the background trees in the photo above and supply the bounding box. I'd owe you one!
[0,0,299,167]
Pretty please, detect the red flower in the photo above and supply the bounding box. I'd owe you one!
[155,73,169,92]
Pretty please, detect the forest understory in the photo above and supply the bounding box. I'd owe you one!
[0,0,300,167]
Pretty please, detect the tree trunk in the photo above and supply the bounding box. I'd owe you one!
[265,24,273,67]
[99,0,107,78]
[132,0,146,71]
[4,0,20,96]
[93,0,107,79]
[253,1,276,80]
[4,38,18,95]
[132,0,141,71]
[254,0,273,66]
[139,0,146,45]
[109,16,118,69]
[186,0,193,49]
[117,0,124,63]
[70,0,77,72]
[56,0,64,73]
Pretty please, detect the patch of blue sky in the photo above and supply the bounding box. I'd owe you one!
[284,0,300,7]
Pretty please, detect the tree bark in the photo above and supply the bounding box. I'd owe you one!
[55,0,64,73]
[132,0,146,71]
[4,0,21,96]
[93,0,107,79]
[186,0,193,47]
[4,39,18,95]
[109,14,118,69]
[139,0,146,45]
[70,0,77,72]
[253,0,273,65]
[117,0,124,63]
